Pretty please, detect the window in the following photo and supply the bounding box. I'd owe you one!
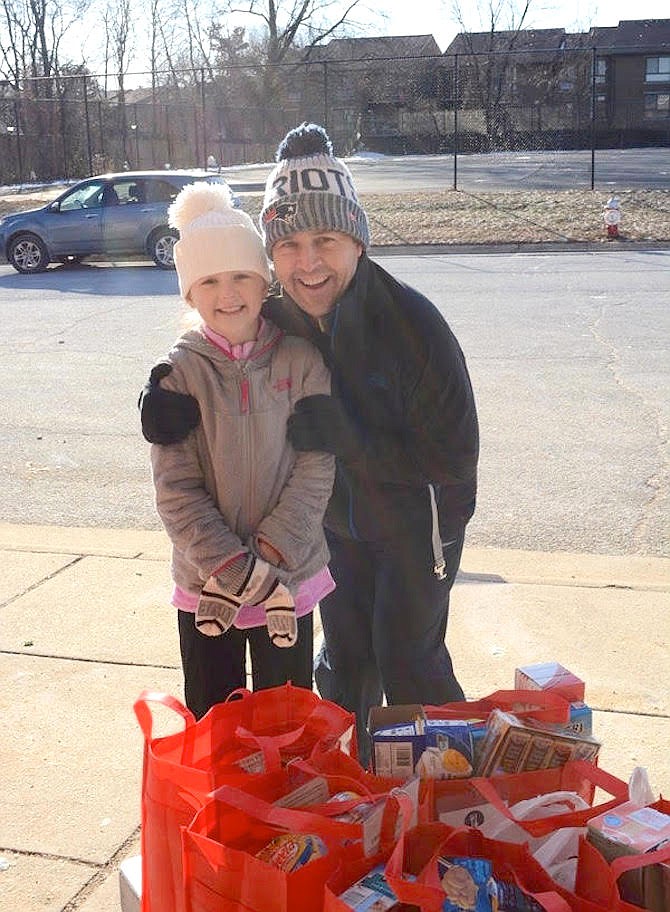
[595,57,608,85]
[645,56,670,83]
[58,181,105,211]
[644,92,670,117]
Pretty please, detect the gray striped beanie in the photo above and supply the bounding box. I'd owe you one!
[260,123,370,254]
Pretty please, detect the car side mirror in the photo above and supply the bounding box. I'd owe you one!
[47,202,60,213]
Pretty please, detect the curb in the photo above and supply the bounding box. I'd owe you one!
[369,239,670,257]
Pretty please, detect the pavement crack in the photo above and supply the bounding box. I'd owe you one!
[588,302,669,553]
[0,555,83,609]
[60,827,141,912]
[0,649,178,669]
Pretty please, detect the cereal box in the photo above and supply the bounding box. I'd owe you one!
[368,706,475,780]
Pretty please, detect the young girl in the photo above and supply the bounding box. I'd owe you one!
[147,182,334,719]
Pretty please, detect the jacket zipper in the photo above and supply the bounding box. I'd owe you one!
[239,361,253,523]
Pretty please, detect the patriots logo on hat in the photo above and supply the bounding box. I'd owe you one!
[263,201,298,225]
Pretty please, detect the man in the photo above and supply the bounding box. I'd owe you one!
[141,123,479,758]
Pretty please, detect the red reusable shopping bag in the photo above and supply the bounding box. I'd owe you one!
[386,822,644,912]
[322,791,416,912]
[182,784,368,912]
[423,759,628,833]
[385,822,574,911]
[134,684,357,912]
[452,761,630,838]
[575,798,670,911]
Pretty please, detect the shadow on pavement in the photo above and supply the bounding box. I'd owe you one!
[0,261,179,297]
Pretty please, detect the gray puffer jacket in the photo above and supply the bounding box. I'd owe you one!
[150,320,334,596]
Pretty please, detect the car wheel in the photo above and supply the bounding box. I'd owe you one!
[8,233,50,274]
[149,228,178,269]
[57,255,84,267]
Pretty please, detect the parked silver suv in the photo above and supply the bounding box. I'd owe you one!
[0,170,241,274]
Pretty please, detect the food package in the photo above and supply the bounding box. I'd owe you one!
[514,662,585,703]
[587,801,670,912]
[368,705,474,780]
[475,709,600,777]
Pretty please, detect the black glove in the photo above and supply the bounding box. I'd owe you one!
[138,362,201,444]
[287,394,362,464]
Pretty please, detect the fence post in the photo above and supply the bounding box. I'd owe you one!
[453,53,459,191]
[590,46,596,190]
[323,62,329,133]
[201,68,207,170]
[13,100,23,183]
[83,74,93,175]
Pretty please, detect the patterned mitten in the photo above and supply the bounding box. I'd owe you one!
[195,553,282,637]
[264,583,298,648]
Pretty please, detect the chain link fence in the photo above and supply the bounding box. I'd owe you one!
[1,47,668,188]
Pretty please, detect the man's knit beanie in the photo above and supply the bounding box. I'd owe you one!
[169,182,271,300]
[260,122,370,254]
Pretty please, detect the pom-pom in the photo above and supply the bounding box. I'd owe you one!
[275,122,333,162]
[168,181,234,231]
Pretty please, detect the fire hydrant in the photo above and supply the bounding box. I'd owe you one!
[603,196,622,239]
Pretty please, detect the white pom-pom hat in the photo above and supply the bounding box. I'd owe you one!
[169,182,271,299]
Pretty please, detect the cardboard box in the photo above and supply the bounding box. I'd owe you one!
[587,801,670,912]
[514,662,585,703]
[337,863,415,910]
[475,709,600,777]
[368,705,474,780]
[565,701,592,736]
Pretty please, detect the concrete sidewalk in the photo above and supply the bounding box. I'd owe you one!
[1,522,668,912]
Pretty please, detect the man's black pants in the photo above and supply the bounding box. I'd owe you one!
[314,526,465,763]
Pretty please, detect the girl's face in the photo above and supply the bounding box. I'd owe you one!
[188,271,268,343]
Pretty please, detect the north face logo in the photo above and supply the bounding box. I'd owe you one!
[262,201,298,225]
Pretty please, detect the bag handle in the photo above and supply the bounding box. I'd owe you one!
[232,723,308,773]
[287,757,378,800]
[470,761,629,838]
[133,689,196,741]
[425,689,571,724]
[225,687,253,702]
[209,784,363,839]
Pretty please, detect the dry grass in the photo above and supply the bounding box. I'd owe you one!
[244,188,670,247]
[2,186,669,247]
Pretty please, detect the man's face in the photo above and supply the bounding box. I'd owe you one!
[271,229,363,320]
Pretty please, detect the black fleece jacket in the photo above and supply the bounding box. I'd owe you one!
[263,254,479,543]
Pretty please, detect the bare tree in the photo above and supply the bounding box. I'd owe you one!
[0,0,91,89]
[220,0,365,66]
[446,0,535,148]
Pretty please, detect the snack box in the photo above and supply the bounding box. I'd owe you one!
[514,662,585,703]
[587,801,670,912]
[476,709,600,777]
[564,700,592,736]
[337,864,419,911]
[368,705,474,780]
